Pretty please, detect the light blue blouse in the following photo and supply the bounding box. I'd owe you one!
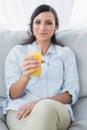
[3,42,79,121]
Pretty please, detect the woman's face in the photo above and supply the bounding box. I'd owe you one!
[33,12,57,43]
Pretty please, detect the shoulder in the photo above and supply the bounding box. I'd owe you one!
[55,45,75,60]
[6,44,28,60]
[8,44,28,55]
[11,44,28,52]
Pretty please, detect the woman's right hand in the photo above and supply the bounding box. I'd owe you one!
[21,55,40,77]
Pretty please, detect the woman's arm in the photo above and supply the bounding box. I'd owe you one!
[49,91,72,104]
[9,75,31,99]
[9,55,40,99]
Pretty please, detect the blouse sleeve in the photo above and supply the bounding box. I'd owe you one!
[5,46,22,98]
[60,47,80,105]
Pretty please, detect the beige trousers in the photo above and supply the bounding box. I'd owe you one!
[6,99,70,130]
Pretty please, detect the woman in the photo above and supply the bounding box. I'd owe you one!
[5,4,79,130]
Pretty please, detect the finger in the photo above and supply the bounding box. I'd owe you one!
[22,59,40,67]
[22,109,31,118]
[23,67,39,76]
[16,111,24,120]
[17,107,27,120]
[24,55,35,60]
[21,56,35,67]
[22,63,40,71]
[17,104,31,119]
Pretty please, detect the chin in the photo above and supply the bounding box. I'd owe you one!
[38,37,50,41]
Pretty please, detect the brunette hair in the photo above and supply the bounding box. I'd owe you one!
[22,4,62,46]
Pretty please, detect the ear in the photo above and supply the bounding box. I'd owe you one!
[55,26,58,31]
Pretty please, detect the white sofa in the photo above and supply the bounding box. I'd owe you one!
[0,29,87,130]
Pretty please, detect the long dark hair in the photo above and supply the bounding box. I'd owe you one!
[22,4,62,46]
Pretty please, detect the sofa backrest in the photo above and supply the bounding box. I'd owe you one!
[0,29,87,98]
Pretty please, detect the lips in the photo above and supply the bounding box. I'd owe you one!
[38,33,47,35]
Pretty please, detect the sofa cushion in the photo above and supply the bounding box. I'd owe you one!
[57,29,87,98]
[0,98,6,121]
[72,97,87,120]
[0,119,8,130]
[68,117,87,130]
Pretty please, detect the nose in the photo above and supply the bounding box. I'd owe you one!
[40,24,46,30]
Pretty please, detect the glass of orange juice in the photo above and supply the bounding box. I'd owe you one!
[28,44,42,76]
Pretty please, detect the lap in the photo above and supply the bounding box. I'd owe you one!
[6,99,70,130]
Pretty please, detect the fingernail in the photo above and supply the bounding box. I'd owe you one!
[41,60,45,63]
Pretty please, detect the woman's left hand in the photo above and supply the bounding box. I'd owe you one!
[16,101,38,120]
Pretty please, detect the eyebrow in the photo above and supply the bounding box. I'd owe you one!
[34,19,53,22]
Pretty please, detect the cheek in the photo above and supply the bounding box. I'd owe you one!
[33,27,38,36]
[32,24,38,33]
[48,27,55,36]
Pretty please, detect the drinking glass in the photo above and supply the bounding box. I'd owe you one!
[28,44,42,76]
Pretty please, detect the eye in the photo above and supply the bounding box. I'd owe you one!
[34,20,40,25]
[46,21,53,25]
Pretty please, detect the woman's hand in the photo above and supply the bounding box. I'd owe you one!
[16,101,38,120]
[21,55,40,77]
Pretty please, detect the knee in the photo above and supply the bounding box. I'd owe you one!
[32,99,57,117]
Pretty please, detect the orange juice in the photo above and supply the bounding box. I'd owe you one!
[28,52,42,76]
